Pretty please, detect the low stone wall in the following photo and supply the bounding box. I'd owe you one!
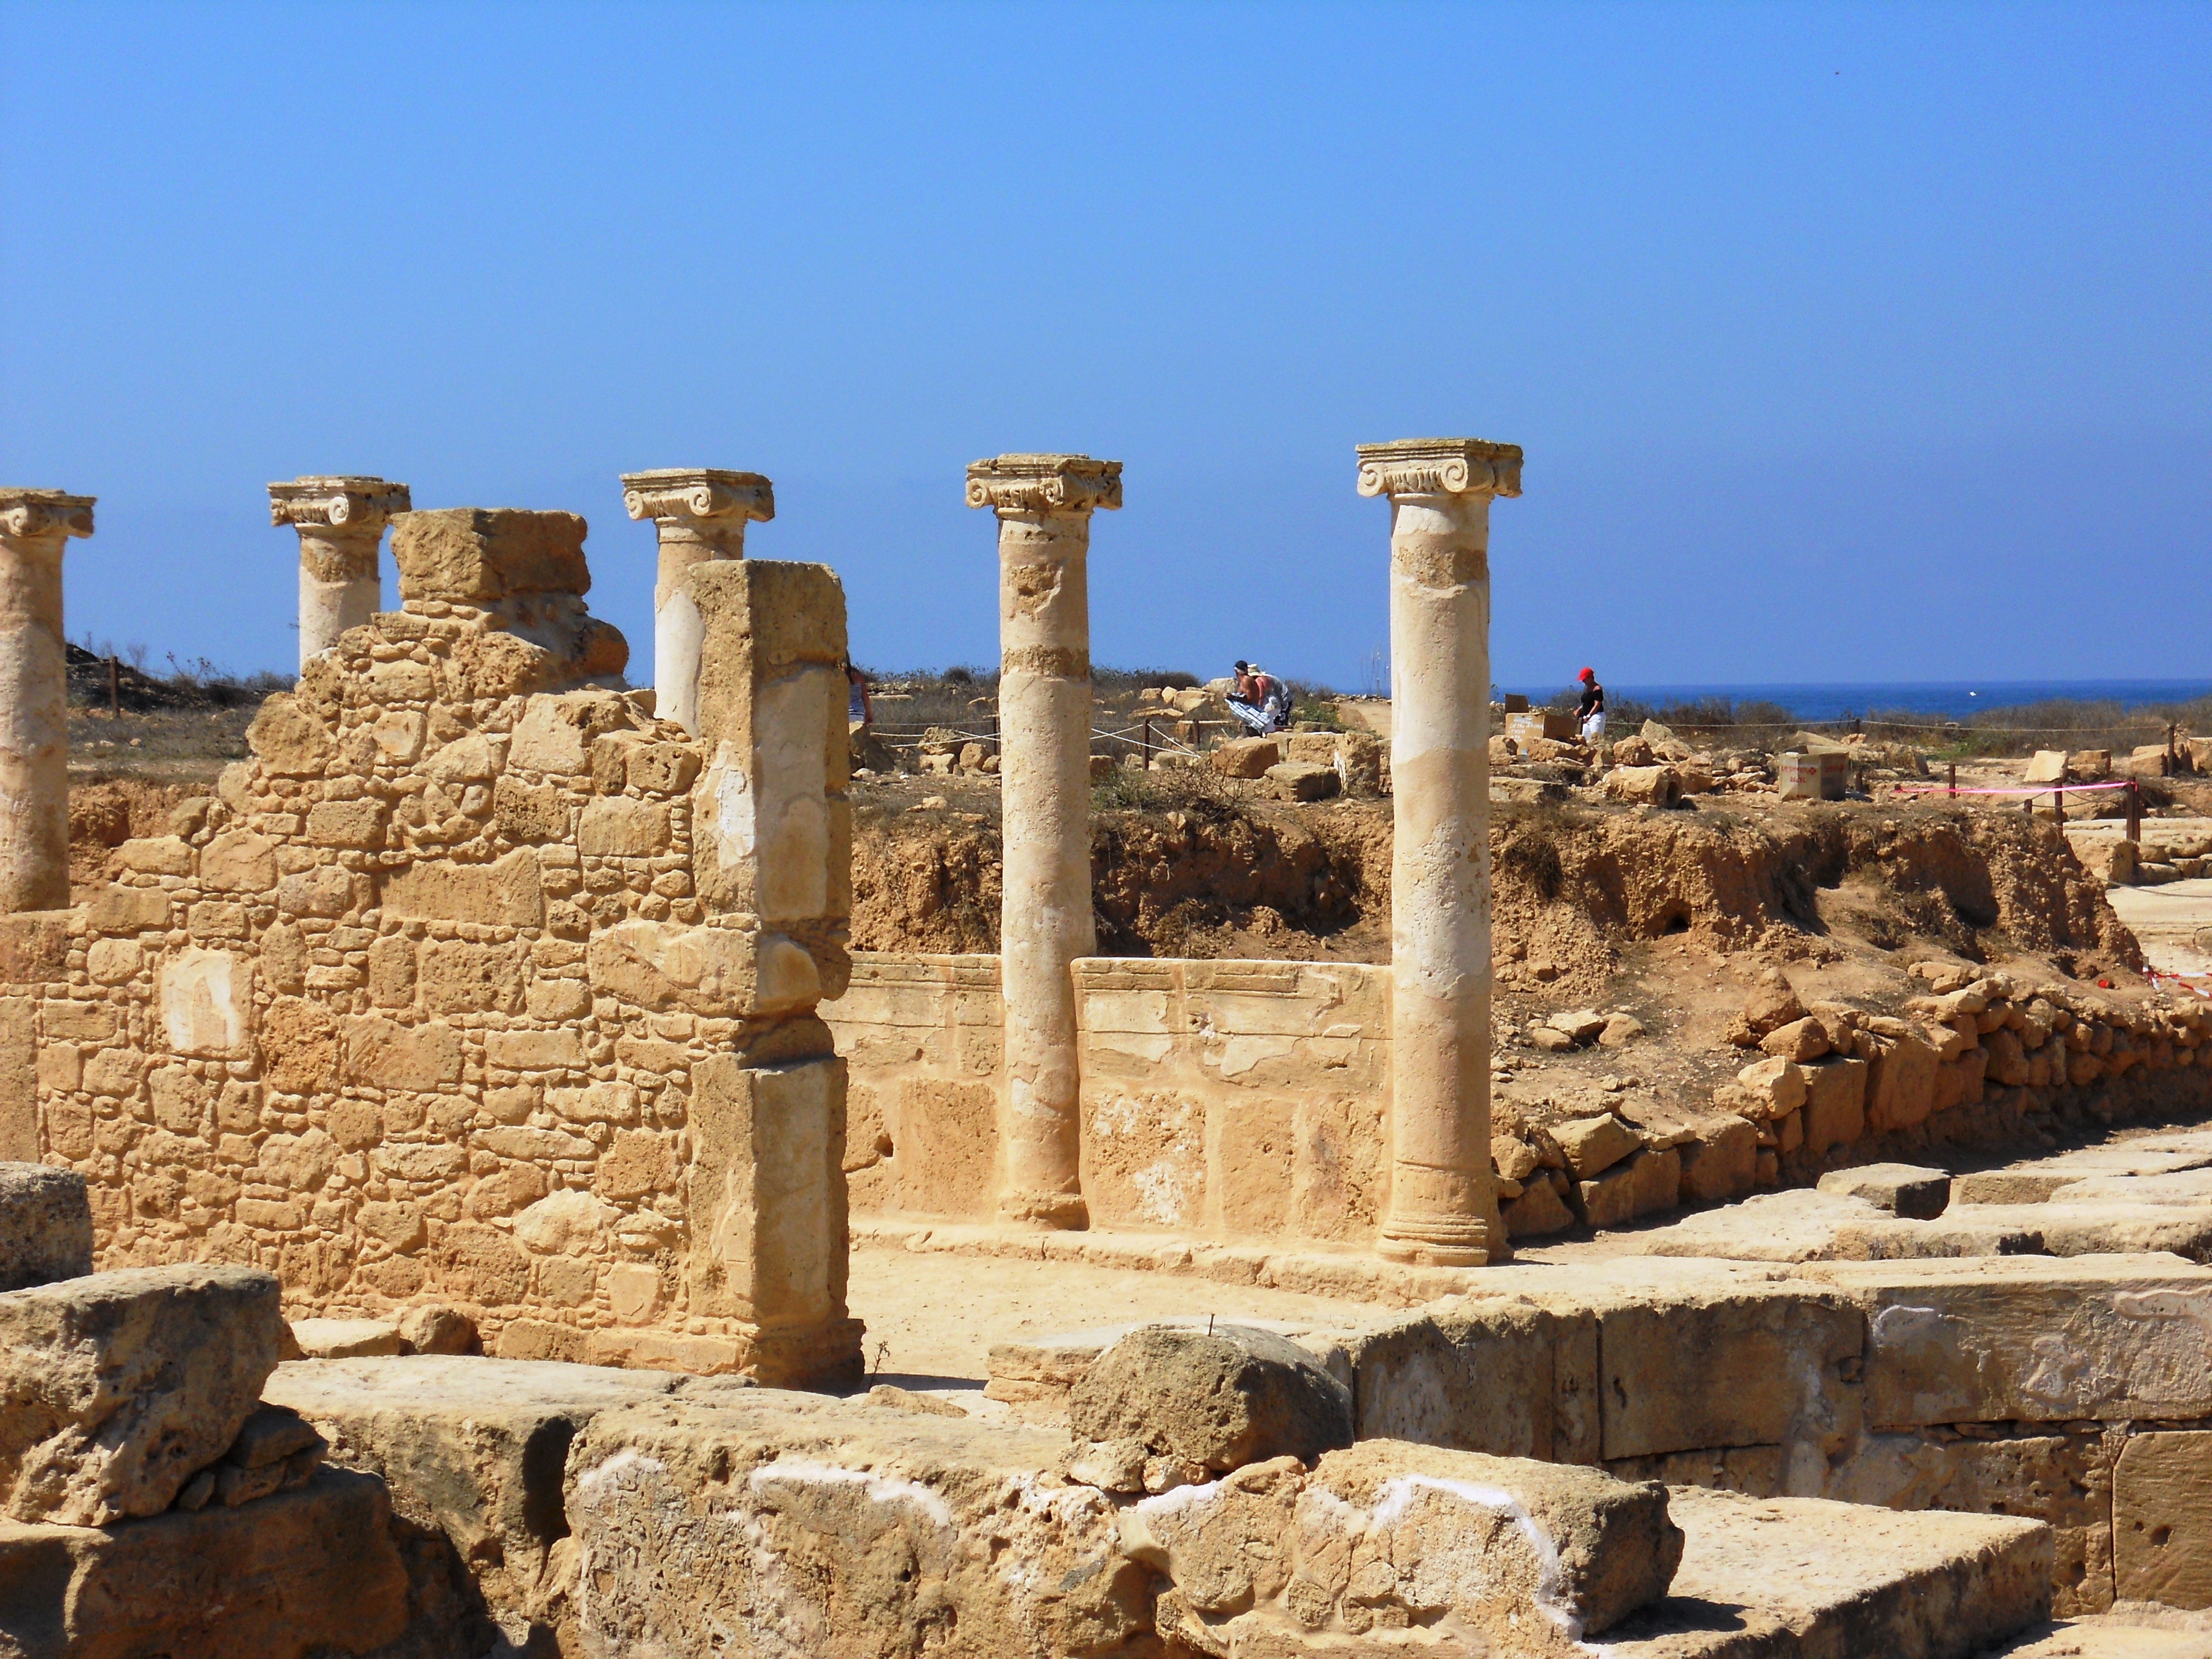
[831,952,1392,1241]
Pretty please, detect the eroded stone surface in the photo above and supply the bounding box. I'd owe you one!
[1068,1323,1353,1474]
[0,1162,91,1292]
[0,1264,280,1525]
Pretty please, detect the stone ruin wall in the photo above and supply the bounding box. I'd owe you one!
[831,953,1391,1239]
[827,948,2212,1244]
[0,507,863,1383]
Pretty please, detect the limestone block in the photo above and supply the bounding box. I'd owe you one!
[587,917,825,1018]
[1819,1162,1952,1219]
[288,1318,404,1359]
[577,795,671,857]
[686,560,848,924]
[1516,1271,1864,1468]
[244,694,332,776]
[342,1016,462,1089]
[1799,1256,2212,1427]
[685,1054,860,1387]
[1338,1298,1594,1463]
[1799,1055,1868,1156]
[265,1355,684,1645]
[379,847,544,928]
[304,799,385,850]
[0,1469,410,1659]
[1283,1439,1683,1642]
[1609,1487,2052,1657]
[1068,1324,1352,1474]
[197,828,276,893]
[493,775,571,842]
[1632,1187,2048,1264]
[392,507,588,601]
[0,1264,281,1525]
[1731,1053,1808,1119]
[2115,1432,2212,1611]
[1828,1427,2118,1616]
[1603,764,1682,806]
[566,1389,1145,1659]
[1264,760,1339,801]
[2026,750,2068,784]
[416,939,526,1015]
[158,947,254,1060]
[1212,735,1282,778]
[1556,1113,1642,1179]
[275,863,354,917]
[1866,1027,1942,1133]
[86,882,169,934]
[1676,1119,1758,1206]
[1504,1175,1578,1238]
[1581,1147,1682,1229]
[891,1075,997,1216]
[0,1164,92,1291]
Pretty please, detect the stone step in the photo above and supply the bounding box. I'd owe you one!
[1986,1610,2212,1656]
[1604,1487,2052,1657]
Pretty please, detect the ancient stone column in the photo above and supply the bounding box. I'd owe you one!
[966,454,1121,1228]
[682,556,863,1388]
[620,469,774,733]
[268,477,411,670]
[1357,438,1522,1266]
[0,490,94,915]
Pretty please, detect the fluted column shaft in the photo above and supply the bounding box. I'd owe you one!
[968,453,1121,1229]
[1358,438,1521,1266]
[0,492,93,914]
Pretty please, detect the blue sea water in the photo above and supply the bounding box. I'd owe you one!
[1498,680,2212,724]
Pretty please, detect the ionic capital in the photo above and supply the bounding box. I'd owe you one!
[620,468,775,529]
[0,489,95,542]
[1355,439,1522,500]
[268,476,412,534]
[965,454,1123,516]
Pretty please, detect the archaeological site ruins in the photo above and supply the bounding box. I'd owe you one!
[5,447,2212,1657]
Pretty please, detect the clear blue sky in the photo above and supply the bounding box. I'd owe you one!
[4,2,2206,696]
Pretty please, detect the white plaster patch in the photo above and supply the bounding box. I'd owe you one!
[747,1459,956,1532]
[1131,1160,1190,1226]
[159,946,253,1058]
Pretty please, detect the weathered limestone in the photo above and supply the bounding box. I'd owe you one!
[0,489,92,914]
[677,557,863,1386]
[0,1264,281,1526]
[1067,1323,1353,1477]
[264,1356,684,1650]
[0,1162,92,1292]
[966,453,1121,1228]
[0,1469,411,1659]
[619,467,774,733]
[1357,437,1521,1264]
[267,476,410,669]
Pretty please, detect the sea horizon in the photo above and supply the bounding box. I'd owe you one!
[1493,678,2212,724]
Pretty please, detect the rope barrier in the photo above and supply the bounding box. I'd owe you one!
[1890,780,2138,798]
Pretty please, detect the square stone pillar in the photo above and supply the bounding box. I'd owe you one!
[620,469,775,734]
[966,453,1121,1228]
[268,477,410,670]
[680,556,860,1387]
[0,491,93,915]
[1355,439,1521,1266]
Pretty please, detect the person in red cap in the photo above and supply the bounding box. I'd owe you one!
[1575,667,1606,739]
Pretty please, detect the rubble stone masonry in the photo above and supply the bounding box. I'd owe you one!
[0,506,861,1386]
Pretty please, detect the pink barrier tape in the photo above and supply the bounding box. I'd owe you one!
[1890,780,2138,798]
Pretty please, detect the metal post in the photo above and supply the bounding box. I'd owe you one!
[107,654,119,719]
[1142,716,1153,770]
[1949,762,1958,799]
[2055,784,2064,823]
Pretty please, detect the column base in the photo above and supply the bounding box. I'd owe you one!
[1375,1218,1496,1268]
[999,1191,1090,1230]
[587,1317,865,1391]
